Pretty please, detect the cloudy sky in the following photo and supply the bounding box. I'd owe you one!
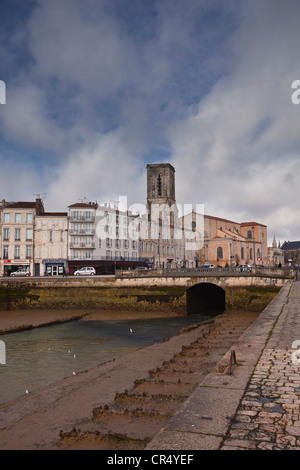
[0,0,300,245]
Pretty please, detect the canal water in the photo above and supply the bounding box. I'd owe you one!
[0,312,214,404]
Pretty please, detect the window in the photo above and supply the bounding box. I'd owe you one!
[3,246,9,259]
[26,228,32,241]
[85,211,91,220]
[106,250,112,259]
[84,237,90,246]
[217,246,223,259]
[15,213,21,223]
[49,231,53,242]
[73,223,79,233]
[15,228,20,241]
[72,236,79,246]
[26,213,32,223]
[73,250,79,259]
[15,246,20,259]
[250,248,253,260]
[106,238,112,248]
[3,228,9,240]
[241,247,245,260]
[4,213,10,223]
[157,175,162,196]
[26,246,32,259]
[247,230,252,239]
[85,250,91,259]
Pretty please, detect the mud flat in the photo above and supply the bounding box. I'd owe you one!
[0,308,188,335]
[0,309,258,450]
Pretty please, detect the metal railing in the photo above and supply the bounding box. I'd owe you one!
[69,215,95,222]
[69,242,96,248]
[116,266,291,278]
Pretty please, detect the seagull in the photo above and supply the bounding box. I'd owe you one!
[68,350,71,354]
[25,390,29,394]
[73,354,76,358]
[130,328,134,334]
[73,371,76,375]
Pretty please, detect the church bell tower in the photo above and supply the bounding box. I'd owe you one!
[146,163,176,212]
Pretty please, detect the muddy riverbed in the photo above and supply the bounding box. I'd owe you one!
[0,308,258,450]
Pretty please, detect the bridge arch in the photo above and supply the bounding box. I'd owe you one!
[186,282,226,315]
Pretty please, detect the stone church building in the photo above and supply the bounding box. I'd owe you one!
[140,163,268,268]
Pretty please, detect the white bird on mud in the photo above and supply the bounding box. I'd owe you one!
[73,371,76,375]
[129,328,134,334]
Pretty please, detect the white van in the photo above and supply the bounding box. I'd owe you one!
[200,264,215,269]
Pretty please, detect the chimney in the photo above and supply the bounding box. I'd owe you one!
[35,198,44,215]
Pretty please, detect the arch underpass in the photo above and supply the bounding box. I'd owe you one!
[186,282,226,315]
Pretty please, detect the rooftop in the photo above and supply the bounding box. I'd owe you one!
[68,202,98,208]
[281,241,300,251]
[4,201,37,209]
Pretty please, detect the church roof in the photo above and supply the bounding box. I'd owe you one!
[281,241,300,251]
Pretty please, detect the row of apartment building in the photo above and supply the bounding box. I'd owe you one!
[0,198,197,276]
[0,163,274,276]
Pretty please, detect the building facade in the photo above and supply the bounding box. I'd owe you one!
[94,204,139,262]
[193,215,268,267]
[267,236,284,267]
[0,199,44,276]
[35,211,68,276]
[68,202,98,264]
[281,241,300,266]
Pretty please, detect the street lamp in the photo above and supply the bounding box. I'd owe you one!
[252,226,256,266]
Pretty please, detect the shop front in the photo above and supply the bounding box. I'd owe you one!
[43,260,67,276]
[3,261,31,276]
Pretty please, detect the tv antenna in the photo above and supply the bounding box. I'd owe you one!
[33,193,46,200]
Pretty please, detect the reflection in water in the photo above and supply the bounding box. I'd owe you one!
[0,313,213,404]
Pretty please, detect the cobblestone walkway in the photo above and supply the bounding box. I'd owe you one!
[222,281,300,450]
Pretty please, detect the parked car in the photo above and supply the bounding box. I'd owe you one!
[241,264,252,272]
[135,266,149,270]
[200,264,215,269]
[74,267,96,276]
[10,268,30,277]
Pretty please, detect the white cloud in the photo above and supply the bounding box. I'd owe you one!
[45,127,145,211]
[0,0,300,246]
[168,1,300,244]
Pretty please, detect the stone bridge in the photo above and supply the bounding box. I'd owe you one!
[0,266,291,314]
[114,267,289,315]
